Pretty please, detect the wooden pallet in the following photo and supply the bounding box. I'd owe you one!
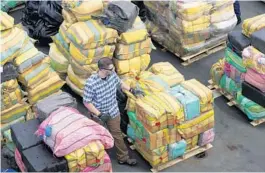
[159,41,226,66]
[207,79,265,126]
[126,136,212,172]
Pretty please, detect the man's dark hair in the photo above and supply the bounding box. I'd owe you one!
[97,57,113,69]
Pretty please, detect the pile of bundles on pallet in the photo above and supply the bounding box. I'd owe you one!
[210,14,265,121]
[21,1,63,43]
[124,62,215,167]
[1,11,65,165]
[1,0,24,12]
[144,0,237,57]
[9,92,113,172]
[50,0,153,95]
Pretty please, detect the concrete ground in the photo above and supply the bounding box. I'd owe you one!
[2,1,265,172]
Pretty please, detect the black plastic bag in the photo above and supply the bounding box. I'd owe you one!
[1,62,18,83]
[132,1,146,22]
[22,0,63,44]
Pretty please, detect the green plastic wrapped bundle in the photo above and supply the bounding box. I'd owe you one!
[1,0,24,12]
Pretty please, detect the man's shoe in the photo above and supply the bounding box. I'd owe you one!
[118,158,137,166]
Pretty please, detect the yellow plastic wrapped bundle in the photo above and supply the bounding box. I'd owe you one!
[168,127,182,144]
[62,9,77,25]
[119,17,148,44]
[66,77,83,96]
[67,20,118,49]
[0,11,14,31]
[210,58,225,85]
[49,43,69,74]
[18,62,51,89]
[242,14,265,37]
[67,65,86,90]
[136,92,184,133]
[62,0,103,22]
[211,0,236,11]
[173,16,210,34]
[242,46,265,75]
[59,22,71,44]
[70,43,115,65]
[1,27,28,65]
[177,110,214,139]
[135,139,168,167]
[1,79,23,111]
[65,140,105,172]
[143,128,170,150]
[186,135,198,150]
[210,5,235,23]
[27,72,65,104]
[171,1,212,21]
[1,102,29,124]
[113,54,150,75]
[115,38,152,60]
[0,116,25,133]
[149,62,185,87]
[181,79,213,113]
[70,59,98,79]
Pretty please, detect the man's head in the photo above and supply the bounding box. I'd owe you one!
[98,57,115,78]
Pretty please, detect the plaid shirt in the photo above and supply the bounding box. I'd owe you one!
[83,72,121,118]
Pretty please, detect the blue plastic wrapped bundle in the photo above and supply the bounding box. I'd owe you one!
[168,139,187,160]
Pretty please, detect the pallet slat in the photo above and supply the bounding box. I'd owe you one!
[158,41,226,66]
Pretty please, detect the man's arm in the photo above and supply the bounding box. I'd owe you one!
[84,102,101,116]
[120,81,131,92]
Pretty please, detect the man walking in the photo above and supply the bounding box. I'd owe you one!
[83,57,143,166]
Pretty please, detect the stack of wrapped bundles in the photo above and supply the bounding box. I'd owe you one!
[125,62,215,166]
[0,11,29,134]
[11,106,114,172]
[113,17,152,76]
[50,0,119,96]
[144,0,237,57]
[91,1,152,77]
[210,15,265,121]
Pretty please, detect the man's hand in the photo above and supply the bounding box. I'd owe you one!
[98,113,111,123]
[130,88,145,97]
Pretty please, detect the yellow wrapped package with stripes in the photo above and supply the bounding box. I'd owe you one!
[70,59,98,79]
[66,77,83,96]
[113,54,150,75]
[67,65,86,90]
[62,9,77,25]
[181,79,213,113]
[62,0,103,22]
[27,72,65,104]
[1,27,28,65]
[1,79,23,111]
[177,110,214,139]
[0,11,14,31]
[115,38,152,60]
[143,128,170,150]
[49,43,69,73]
[168,127,182,144]
[186,135,198,151]
[135,139,168,167]
[70,43,115,65]
[65,140,105,172]
[14,40,47,73]
[67,20,118,49]
[18,62,51,89]
[242,14,265,37]
[1,102,29,124]
[136,92,184,133]
[149,62,185,87]
[119,17,148,44]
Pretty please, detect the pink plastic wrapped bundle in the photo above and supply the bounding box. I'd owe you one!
[15,148,27,172]
[36,107,114,157]
[81,152,112,172]
[198,128,215,146]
